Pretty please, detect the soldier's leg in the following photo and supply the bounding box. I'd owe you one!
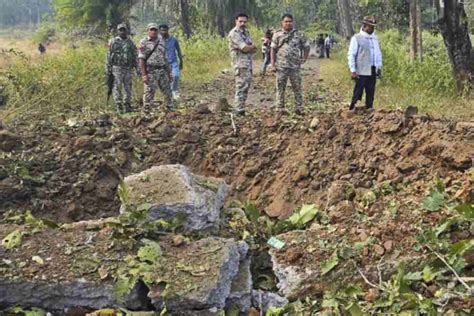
[112,67,124,113]
[157,68,173,109]
[276,69,289,108]
[289,69,304,109]
[234,68,246,111]
[143,70,159,111]
[240,68,252,106]
[170,62,180,95]
[123,68,133,112]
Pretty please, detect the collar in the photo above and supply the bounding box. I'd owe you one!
[360,29,376,38]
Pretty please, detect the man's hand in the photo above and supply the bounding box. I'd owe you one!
[271,63,277,73]
[376,69,382,79]
[301,58,307,64]
[351,72,358,79]
[142,75,149,85]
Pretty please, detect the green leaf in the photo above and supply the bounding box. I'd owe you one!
[346,302,364,316]
[422,265,437,282]
[344,285,364,298]
[113,276,137,303]
[454,204,474,219]
[243,201,260,223]
[2,229,23,249]
[137,203,152,212]
[321,251,339,275]
[422,191,445,212]
[449,239,474,257]
[404,271,422,281]
[288,204,319,228]
[137,239,162,263]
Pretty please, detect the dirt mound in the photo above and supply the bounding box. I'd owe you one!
[0,105,473,225]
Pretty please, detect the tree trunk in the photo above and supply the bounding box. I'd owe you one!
[437,0,474,93]
[180,0,192,39]
[217,14,225,38]
[337,0,353,39]
[410,0,423,60]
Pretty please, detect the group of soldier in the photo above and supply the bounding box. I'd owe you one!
[107,13,382,116]
[229,13,310,116]
[106,22,182,113]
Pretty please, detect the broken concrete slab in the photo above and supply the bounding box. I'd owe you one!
[0,224,150,310]
[226,258,252,312]
[122,165,229,232]
[149,237,248,311]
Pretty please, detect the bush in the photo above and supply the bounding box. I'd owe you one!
[32,22,57,45]
[378,29,455,95]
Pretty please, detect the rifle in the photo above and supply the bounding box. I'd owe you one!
[106,40,116,104]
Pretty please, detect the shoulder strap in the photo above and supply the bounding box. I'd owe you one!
[145,38,161,62]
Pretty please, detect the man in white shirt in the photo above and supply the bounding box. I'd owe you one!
[347,16,382,111]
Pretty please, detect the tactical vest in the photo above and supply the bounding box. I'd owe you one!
[354,34,375,76]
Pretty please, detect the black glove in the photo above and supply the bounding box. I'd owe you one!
[376,69,382,79]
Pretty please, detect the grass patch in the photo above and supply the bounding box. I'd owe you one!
[320,48,474,120]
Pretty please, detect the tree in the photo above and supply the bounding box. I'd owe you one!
[53,0,137,31]
[337,0,354,39]
[409,0,423,60]
[436,0,474,93]
[180,0,192,38]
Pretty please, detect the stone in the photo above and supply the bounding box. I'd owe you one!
[396,162,416,174]
[327,181,355,205]
[292,164,310,182]
[150,238,249,312]
[374,244,385,256]
[175,130,200,143]
[327,126,338,139]
[404,105,418,119]
[384,240,393,252]
[195,103,212,114]
[309,117,319,129]
[226,258,252,312]
[455,122,474,134]
[122,165,229,233]
[170,308,224,316]
[251,290,288,312]
[0,130,20,152]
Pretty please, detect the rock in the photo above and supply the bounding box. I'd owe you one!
[0,130,21,152]
[327,126,338,139]
[175,130,200,143]
[195,103,212,114]
[122,165,229,232]
[211,98,231,112]
[374,244,385,256]
[226,258,252,312]
[170,308,224,316]
[309,117,319,129]
[150,238,249,311]
[327,181,355,205]
[455,122,474,134]
[404,105,418,119]
[251,290,288,312]
[396,162,416,174]
[293,164,310,182]
[384,240,393,253]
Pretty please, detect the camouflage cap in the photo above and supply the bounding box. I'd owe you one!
[147,23,159,30]
[362,16,377,26]
[117,23,128,30]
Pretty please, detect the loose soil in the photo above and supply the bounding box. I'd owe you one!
[0,57,473,262]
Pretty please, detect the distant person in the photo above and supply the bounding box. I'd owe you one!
[228,12,257,116]
[138,23,173,112]
[159,24,183,101]
[317,34,325,58]
[347,16,382,111]
[38,43,46,55]
[271,14,310,115]
[260,29,273,75]
[106,23,138,113]
[324,34,331,58]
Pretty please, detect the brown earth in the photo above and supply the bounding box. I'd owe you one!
[0,58,473,228]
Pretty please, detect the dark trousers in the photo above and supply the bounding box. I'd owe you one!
[325,47,330,58]
[350,66,377,109]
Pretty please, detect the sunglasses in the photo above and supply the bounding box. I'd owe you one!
[149,28,158,31]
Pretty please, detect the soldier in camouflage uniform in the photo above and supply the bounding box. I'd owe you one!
[106,23,138,113]
[271,14,310,115]
[138,23,173,112]
[228,13,257,116]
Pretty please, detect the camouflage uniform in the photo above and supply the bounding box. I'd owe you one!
[106,36,137,113]
[228,27,254,111]
[271,29,310,109]
[138,36,172,110]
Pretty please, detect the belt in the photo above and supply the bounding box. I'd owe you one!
[147,65,166,70]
